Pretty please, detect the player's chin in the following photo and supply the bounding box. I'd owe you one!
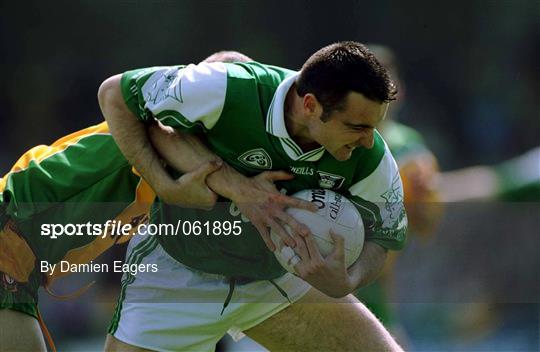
[333,147,353,161]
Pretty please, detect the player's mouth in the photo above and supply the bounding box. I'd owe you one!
[335,145,354,161]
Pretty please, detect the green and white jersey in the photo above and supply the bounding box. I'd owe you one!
[121,62,407,280]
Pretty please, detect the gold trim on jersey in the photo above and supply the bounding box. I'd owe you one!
[0,122,110,193]
[0,220,35,283]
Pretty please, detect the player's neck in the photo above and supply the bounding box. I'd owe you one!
[284,85,319,150]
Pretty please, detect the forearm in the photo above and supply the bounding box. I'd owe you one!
[148,124,252,201]
[348,241,387,290]
[98,75,174,195]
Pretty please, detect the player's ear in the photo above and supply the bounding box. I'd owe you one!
[303,93,323,119]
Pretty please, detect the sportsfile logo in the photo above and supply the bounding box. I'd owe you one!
[41,220,243,239]
[41,220,134,239]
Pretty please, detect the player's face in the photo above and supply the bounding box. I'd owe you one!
[309,92,388,161]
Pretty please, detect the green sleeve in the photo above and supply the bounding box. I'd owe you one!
[120,67,168,122]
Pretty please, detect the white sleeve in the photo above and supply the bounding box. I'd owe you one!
[348,143,408,247]
[140,62,227,130]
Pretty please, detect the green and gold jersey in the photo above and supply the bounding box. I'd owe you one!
[122,61,408,280]
[0,123,155,283]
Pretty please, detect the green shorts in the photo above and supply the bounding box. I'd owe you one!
[0,269,41,319]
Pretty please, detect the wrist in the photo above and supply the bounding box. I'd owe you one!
[206,164,249,201]
[150,171,179,200]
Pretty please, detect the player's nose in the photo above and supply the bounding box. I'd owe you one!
[359,133,374,149]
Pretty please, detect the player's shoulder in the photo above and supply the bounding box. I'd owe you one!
[222,62,296,87]
[124,61,294,90]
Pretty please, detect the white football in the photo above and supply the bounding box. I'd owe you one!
[271,189,364,274]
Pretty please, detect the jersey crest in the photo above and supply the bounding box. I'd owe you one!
[238,148,273,169]
[317,170,345,189]
[380,172,407,234]
[143,67,184,107]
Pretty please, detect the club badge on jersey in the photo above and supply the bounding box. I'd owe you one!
[238,148,273,169]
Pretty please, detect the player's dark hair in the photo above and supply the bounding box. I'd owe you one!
[297,41,397,121]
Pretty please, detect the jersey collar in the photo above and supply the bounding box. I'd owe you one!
[266,72,325,162]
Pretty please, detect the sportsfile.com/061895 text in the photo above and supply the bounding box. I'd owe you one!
[40,220,243,239]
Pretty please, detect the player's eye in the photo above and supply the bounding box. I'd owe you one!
[350,126,368,132]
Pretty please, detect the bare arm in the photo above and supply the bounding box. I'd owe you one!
[438,166,498,202]
[99,73,315,250]
[98,75,220,208]
[148,124,317,251]
[148,123,239,199]
[347,241,387,289]
[293,232,387,298]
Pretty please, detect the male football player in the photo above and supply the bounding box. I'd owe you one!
[100,41,408,351]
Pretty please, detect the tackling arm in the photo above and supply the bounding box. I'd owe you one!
[99,74,315,250]
[148,123,317,251]
[98,75,220,208]
[147,123,250,201]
